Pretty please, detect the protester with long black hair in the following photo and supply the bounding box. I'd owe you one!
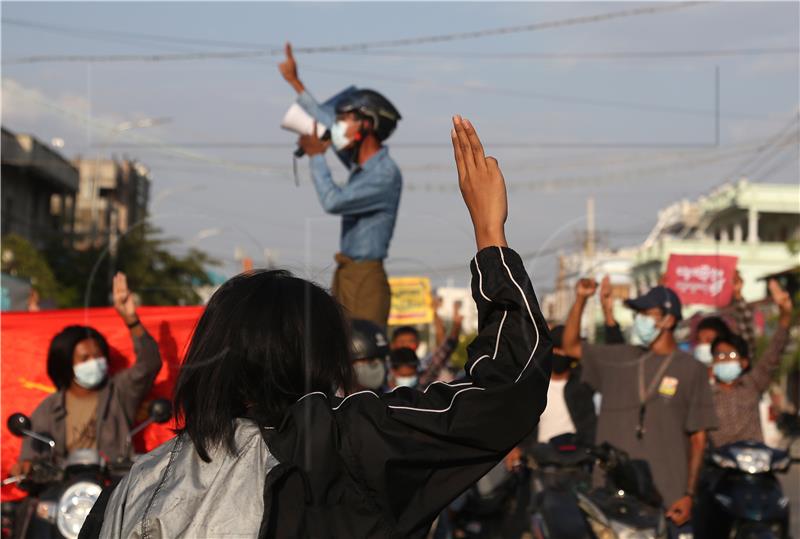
[87,117,551,539]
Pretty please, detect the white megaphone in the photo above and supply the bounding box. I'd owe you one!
[281,104,329,157]
[280,86,358,157]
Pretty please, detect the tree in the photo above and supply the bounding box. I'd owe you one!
[45,223,219,308]
[1,234,73,306]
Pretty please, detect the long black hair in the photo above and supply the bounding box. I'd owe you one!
[174,269,353,462]
[47,326,110,390]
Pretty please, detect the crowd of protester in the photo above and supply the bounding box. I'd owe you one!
[3,88,797,538]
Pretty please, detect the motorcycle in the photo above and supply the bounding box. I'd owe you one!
[529,438,668,539]
[694,413,800,539]
[447,458,531,539]
[2,399,171,539]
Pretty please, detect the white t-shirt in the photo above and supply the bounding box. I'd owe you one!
[537,378,576,443]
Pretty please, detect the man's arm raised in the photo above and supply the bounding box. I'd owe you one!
[278,42,306,94]
[562,278,598,359]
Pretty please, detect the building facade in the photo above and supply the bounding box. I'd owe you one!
[72,158,151,250]
[633,179,800,308]
[1,128,79,249]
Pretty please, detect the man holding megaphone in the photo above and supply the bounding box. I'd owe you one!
[279,42,402,328]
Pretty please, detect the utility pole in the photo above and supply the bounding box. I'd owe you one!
[585,197,597,343]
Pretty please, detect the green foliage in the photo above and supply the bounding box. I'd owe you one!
[1,234,73,306]
[2,224,218,308]
[45,223,219,307]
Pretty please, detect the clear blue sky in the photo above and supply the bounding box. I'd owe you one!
[3,2,798,291]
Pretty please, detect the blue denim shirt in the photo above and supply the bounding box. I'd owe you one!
[297,91,402,261]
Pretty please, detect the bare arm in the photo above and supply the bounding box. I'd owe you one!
[666,429,706,525]
[278,42,306,94]
[686,430,706,497]
[751,280,794,391]
[562,279,597,359]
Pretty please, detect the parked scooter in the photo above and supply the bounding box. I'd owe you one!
[529,438,668,539]
[2,399,171,539]
[694,413,800,539]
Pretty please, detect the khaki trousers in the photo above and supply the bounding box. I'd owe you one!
[331,253,390,328]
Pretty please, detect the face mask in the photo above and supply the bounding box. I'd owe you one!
[330,120,353,151]
[693,343,713,366]
[713,361,742,383]
[74,357,108,389]
[551,354,572,375]
[394,375,419,389]
[633,313,661,347]
[354,361,386,390]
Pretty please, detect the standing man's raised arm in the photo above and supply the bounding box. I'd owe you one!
[278,42,306,95]
[562,278,597,359]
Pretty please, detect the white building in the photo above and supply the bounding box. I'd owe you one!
[633,179,800,312]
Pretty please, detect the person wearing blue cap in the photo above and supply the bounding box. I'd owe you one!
[279,43,401,328]
[561,280,718,537]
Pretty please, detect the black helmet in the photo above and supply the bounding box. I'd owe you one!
[335,89,401,141]
[350,319,389,362]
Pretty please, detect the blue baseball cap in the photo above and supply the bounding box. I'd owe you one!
[625,286,683,321]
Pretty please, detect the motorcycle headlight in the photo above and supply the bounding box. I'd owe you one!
[610,520,657,539]
[731,447,772,474]
[56,481,102,539]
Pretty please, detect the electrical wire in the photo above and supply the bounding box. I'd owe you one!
[4,2,706,65]
[331,47,800,61]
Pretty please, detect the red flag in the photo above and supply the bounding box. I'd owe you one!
[1,306,203,500]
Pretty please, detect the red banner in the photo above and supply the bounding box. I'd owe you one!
[664,254,739,307]
[1,306,203,500]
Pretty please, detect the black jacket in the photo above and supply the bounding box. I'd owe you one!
[81,247,552,539]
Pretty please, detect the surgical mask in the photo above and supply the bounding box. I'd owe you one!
[551,354,572,375]
[694,343,713,366]
[354,361,386,390]
[74,357,108,389]
[713,361,742,383]
[330,120,353,151]
[633,314,661,347]
[394,375,419,388]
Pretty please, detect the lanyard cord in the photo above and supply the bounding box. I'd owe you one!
[636,351,675,439]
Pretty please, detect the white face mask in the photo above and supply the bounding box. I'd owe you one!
[394,375,419,388]
[330,120,353,151]
[633,313,662,347]
[354,361,386,390]
[74,357,108,389]
[693,343,713,366]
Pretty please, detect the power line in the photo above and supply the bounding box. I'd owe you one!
[3,17,279,50]
[336,47,800,61]
[716,113,800,184]
[4,2,706,65]
[300,63,760,121]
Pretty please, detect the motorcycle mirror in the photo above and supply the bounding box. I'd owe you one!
[148,399,172,424]
[7,414,32,437]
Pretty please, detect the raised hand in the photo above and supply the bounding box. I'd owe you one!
[599,275,613,310]
[576,278,598,299]
[769,279,793,327]
[112,272,138,325]
[452,300,464,329]
[298,121,330,156]
[278,42,305,94]
[451,116,507,250]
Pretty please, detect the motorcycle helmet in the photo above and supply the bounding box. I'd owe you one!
[335,89,401,141]
[350,319,390,362]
